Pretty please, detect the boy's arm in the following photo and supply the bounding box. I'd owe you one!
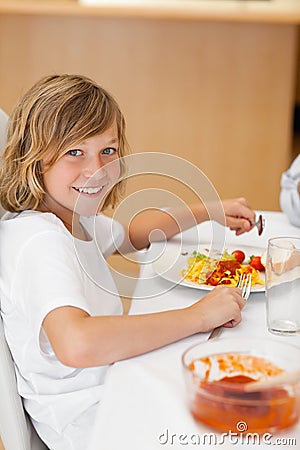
[42,286,245,368]
[119,197,256,252]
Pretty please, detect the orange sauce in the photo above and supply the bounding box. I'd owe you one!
[189,353,300,433]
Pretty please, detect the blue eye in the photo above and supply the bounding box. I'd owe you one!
[102,147,117,155]
[67,149,82,157]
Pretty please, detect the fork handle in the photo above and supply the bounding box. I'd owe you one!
[207,326,222,340]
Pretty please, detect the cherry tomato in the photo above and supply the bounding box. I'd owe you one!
[231,250,245,264]
[249,255,265,271]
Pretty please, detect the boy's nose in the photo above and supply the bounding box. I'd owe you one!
[82,158,106,177]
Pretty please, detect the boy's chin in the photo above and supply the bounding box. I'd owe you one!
[74,198,106,217]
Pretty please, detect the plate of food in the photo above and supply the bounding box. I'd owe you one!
[152,244,266,292]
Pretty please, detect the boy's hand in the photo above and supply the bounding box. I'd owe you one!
[222,197,256,235]
[188,285,246,333]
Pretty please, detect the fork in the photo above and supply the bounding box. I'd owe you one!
[251,214,265,236]
[207,274,252,340]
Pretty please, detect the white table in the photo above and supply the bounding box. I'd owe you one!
[88,211,300,450]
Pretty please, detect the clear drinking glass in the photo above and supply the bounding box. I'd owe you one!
[266,237,300,335]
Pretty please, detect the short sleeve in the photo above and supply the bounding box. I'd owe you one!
[11,230,90,339]
[81,214,125,258]
[280,155,300,227]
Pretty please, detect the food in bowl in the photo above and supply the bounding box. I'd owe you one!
[182,338,300,434]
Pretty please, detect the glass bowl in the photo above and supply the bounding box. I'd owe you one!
[182,338,300,434]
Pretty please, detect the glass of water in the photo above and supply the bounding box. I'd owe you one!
[266,237,300,335]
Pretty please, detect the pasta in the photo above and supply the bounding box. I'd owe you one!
[181,251,264,287]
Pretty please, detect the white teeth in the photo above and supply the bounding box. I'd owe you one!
[74,186,103,194]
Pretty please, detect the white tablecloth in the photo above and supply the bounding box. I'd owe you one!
[88,211,300,450]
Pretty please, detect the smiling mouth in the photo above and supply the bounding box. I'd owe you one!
[73,186,105,195]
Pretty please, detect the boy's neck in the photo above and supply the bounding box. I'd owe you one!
[36,199,87,240]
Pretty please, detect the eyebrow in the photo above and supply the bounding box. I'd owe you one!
[107,138,119,145]
[79,137,119,146]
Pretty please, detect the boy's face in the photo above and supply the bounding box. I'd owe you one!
[41,122,120,230]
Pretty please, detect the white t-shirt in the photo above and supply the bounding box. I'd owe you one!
[280,154,300,227]
[0,211,124,450]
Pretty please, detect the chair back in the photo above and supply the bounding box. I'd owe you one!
[0,108,48,448]
[0,108,8,217]
[0,108,8,154]
[0,315,49,449]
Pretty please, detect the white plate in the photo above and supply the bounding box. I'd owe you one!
[152,244,265,292]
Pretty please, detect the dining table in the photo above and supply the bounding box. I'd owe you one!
[88,210,300,450]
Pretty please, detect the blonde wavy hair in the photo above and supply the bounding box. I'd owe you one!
[0,74,129,212]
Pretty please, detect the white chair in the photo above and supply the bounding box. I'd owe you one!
[0,108,49,449]
[0,317,49,450]
[0,108,8,218]
[0,108,8,155]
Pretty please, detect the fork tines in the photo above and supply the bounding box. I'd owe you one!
[237,274,252,300]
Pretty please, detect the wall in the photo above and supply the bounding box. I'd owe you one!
[0,12,298,211]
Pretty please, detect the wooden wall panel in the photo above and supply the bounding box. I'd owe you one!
[0,14,298,210]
